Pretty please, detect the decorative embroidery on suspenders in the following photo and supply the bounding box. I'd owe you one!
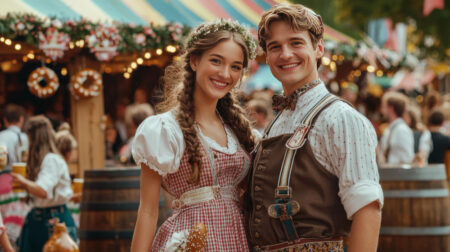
[267,94,339,241]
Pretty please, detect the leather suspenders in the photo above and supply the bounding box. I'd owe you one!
[266,94,339,241]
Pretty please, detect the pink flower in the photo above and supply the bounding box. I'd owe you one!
[133,33,146,45]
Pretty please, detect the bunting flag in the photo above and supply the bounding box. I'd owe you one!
[423,0,444,16]
[0,0,355,44]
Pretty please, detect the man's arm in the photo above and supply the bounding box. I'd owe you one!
[347,201,381,252]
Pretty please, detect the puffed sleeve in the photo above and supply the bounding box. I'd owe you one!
[326,105,384,220]
[35,153,66,199]
[131,111,185,177]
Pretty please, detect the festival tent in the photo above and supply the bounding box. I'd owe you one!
[0,0,355,43]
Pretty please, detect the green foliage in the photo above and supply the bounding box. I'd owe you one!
[334,0,449,59]
[0,13,191,54]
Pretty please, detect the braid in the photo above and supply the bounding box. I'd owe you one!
[217,91,255,153]
[176,59,203,184]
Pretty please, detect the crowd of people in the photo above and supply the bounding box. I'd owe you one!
[0,106,78,251]
[0,2,448,252]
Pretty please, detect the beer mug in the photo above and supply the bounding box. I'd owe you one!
[0,145,7,171]
[12,162,27,193]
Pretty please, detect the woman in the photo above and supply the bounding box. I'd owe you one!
[12,115,76,252]
[131,19,258,251]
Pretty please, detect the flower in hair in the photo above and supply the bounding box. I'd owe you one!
[186,19,257,60]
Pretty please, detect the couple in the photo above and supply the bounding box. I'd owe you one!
[131,3,383,252]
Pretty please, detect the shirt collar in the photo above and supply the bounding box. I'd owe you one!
[7,126,21,133]
[390,118,405,128]
[293,81,329,112]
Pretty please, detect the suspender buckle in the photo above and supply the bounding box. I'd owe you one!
[275,186,292,198]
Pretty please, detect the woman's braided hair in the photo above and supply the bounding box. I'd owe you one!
[158,19,257,184]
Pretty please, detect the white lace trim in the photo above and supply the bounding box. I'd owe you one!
[197,126,238,154]
[136,158,167,177]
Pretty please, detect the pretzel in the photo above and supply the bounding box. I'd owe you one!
[27,67,59,98]
[70,68,102,99]
[185,223,207,252]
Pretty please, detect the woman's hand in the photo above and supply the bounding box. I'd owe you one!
[11,172,27,186]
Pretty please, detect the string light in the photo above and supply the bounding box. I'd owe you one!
[61,67,68,76]
[136,58,144,64]
[338,55,344,61]
[330,61,336,71]
[69,42,75,49]
[14,44,21,51]
[166,45,176,53]
[376,70,383,77]
[321,57,331,66]
[367,65,376,73]
[131,62,137,69]
[331,54,338,61]
[123,72,130,79]
[5,39,12,46]
[0,37,4,42]
[144,52,151,59]
[127,67,132,73]
[27,52,35,59]
[354,70,361,77]
[156,48,162,55]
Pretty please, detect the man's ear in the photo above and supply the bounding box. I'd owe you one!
[315,39,324,59]
[190,55,198,71]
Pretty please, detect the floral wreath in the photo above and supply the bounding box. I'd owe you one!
[186,19,257,61]
[70,69,102,99]
[27,67,59,98]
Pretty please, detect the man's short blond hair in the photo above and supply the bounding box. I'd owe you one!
[258,3,324,52]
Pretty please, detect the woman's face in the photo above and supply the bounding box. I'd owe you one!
[190,39,244,102]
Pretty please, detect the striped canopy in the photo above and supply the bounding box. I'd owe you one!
[0,0,354,43]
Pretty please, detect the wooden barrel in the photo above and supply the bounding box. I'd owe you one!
[378,164,450,252]
[79,168,140,252]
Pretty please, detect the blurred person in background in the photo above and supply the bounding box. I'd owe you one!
[0,105,28,171]
[55,123,77,165]
[427,110,450,164]
[246,99,270,134]
[125,88,152,138]
[12,116,76,252]
[422,90,441,126]
[378,91,414,165]
[0,212,14,252]
[119,103,154,165]
[404,106,432,165]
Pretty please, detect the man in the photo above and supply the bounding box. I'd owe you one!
[0,104,28,170]
[379,91,414,164]
[427,110,450,164]
[247,4,383,251]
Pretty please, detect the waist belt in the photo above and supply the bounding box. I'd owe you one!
[255,237,344,252]
[171,185,238,209]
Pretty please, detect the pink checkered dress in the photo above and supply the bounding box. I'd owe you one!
[152,136,251,251]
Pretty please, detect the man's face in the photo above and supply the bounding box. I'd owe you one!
[265,21,323,95]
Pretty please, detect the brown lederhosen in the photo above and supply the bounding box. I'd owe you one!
[248,94,351,251]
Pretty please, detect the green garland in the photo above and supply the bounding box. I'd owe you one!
[0,13,191,54]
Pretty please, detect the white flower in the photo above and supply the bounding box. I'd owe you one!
[164,229,189,252]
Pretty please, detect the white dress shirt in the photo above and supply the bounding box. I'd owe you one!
[380,118,414,165]
[266,82,384,219]
[0,126,28,171]
[33,153,73,208]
